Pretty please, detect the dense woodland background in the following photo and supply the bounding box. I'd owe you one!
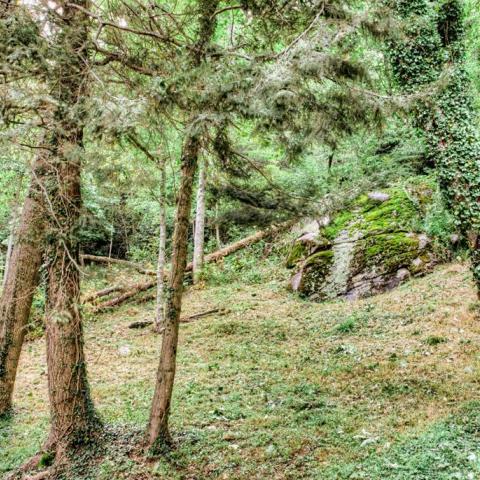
[2,0,480,479]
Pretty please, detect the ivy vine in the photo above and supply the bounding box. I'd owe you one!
[389,0,480,293]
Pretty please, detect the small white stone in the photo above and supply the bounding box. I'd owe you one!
[368,192,390,202]
[418,234,430,250]
[118,345,131,356]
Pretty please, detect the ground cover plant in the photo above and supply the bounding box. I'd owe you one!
[2,0,480,478]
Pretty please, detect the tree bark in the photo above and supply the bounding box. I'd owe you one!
[3,183,25,289]
[146,135,199,450]
[215,202,222,249]
[155,160,167,332]
[41,0,100,456]
[192,158,207,284]
[2,230,14,290]
[44,155,99,454]
[0,156,47,416]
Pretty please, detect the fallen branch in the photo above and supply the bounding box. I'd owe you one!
[83,285,127,303]
[89,220,296,311]
[128,308,225,329]
[91,280,157,312]
[81,254,156,275]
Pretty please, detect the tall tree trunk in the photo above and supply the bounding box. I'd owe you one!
[41,0,100,457]
[192,158,207,284]
[0,0,47,418]
[389,0,480,297]
[155,160,167,332]
[146,135,199,450]
[0,156,47,416]
[44,154,99,455]
[146,0,219,451]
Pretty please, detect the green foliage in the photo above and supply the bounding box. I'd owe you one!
[423,335,447,346]
[328,402,480,479]
[335,318,357,334]
[388,0,480,290]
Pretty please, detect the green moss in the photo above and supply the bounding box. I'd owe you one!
[322,184,427,243]
[304,250,334,268]
[286,242,308,268]
[360,190,417,233]
[353,233,420,275]
[300,251,334,298]
[323,211,356,241]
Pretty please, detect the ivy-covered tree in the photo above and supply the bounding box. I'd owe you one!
[0,0,101,472]
[388,0,480,295]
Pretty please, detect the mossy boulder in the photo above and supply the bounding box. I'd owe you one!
[288,181,439,301]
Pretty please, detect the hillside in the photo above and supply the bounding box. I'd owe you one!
[2,255,480,479]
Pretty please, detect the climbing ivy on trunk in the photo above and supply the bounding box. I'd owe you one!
[388,0,480,294]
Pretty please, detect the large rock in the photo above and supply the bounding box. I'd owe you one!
[288,182,438,301]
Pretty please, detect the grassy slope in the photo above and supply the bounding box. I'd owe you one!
[1,250,480,479]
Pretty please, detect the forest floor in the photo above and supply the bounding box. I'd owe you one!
[2,255,480,479]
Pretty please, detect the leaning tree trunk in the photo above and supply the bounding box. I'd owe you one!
[0,156,47,416]
[192,158,207,284]
[0,0,47,418]
[155,160,167,332]
[146,0,219,450]
[146,135,199,450]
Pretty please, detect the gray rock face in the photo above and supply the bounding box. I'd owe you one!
[287,185,439,301]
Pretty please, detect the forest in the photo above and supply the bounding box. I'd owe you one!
[1,0,480,478]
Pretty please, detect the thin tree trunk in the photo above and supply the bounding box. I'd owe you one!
[192,158,207,284]
[155,160,167,332]
[0,156,47,416]
[108,230,113,259]
[215,202,222,249]
[146,0,218,450]
[146,135,199,450]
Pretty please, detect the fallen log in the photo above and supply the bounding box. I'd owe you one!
[128,308,225,329]
[91,280,158,312]
[83,285,127,303]
[89,220,296,311]
[81,254,156,276]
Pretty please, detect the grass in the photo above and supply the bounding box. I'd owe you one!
[1,248,480,479]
